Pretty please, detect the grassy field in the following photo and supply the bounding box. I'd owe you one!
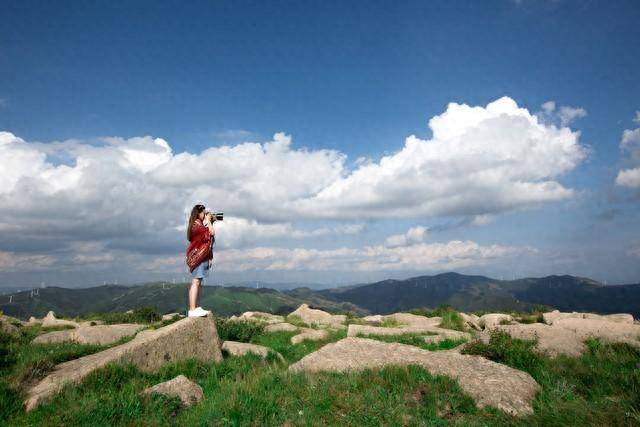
[1,310,639,426]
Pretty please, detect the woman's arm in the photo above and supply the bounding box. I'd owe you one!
[204,213,216,237]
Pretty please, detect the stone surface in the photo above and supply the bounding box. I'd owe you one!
[542,310,634,325]
[24,313,222,412]
[361,315,384,325]
[347,324,470,340]
[33,324,147,345]
[162,313,183,321]
[222,341,284,362]
[459,313,482,330]
[289,337,539,416]
[142,375,203,407]
[265,322,298,333]
[239,311,285,324]
[41,311,79,328]
[384,313,442,327]
[289,304,346,328]
[1,315,19,334]
[28,316,42,325]
[485,318,640,357]
[291,328,329,344]
[479,314,513,330]
[483,323,586,357]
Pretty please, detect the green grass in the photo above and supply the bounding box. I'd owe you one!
[380,317,401,327]
[439,311,466,331]
[284,314,310,328]
[356,333,467,351]
[2,315,640,426]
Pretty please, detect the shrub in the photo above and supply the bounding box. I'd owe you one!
[216,318,265,342]
[84,307,161,324]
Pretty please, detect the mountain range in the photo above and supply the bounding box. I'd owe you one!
[1,272,638,320]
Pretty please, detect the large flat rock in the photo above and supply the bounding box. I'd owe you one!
[347,324,470,341]
[24,313,222,412]
[41,311,80,328]
[543,310,635,325]
[222,341,284,362]
[33,324,147,345]
[289,304,346,328]
[289,337,539,416]
[483,323,586,357]
[142,375,203,407]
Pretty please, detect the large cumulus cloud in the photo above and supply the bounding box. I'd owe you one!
[0,96,587,278]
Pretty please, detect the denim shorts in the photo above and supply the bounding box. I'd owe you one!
[190,259,210,279]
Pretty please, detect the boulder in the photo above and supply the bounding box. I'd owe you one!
[291,328,329,344]
[479,314,513,330]
[347,324,468,339]
[222,341,285,362]
[289,337,539,416]
[238,311,285,324]
[28,316,42,325]
[553,317,640,348]
[0,316,19,334]
[542,310,634,325]
[361,315,384,325]
[162,313,183,321]
[41,311,79,328]
[142,375,203,407]
[459,313,481,330]
[33,324,147,345]
[24,313,222,412]
[483,323,586,357]
[265,322,298,333]
[289,304,346,328]
[384,313,442,327]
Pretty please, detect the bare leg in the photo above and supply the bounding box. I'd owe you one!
[188,278,202,310]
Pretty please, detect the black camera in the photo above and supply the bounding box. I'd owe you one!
[205,211,223,221]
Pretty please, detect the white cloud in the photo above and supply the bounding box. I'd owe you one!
[537,100,587,126]
[384,226,428,248]
[0,96,586,277]
[633,111,640,123]
[615,126,640,189]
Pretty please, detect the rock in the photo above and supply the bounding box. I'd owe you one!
[28,316,42,325]
[542,310,635,325]
[162,313,182,321]
[483,323,586,357]
[361,315,384,325]
[384,313,442,327]
[77,320,105,327]
[24,313,222,412]
[239,311,285,324]
[222,341,284,362]
[33,324,147,345]
[291,328,329,344]
[125,310,134,314]
[459,313,481,330]
[41,311,79,328]
[479,314,513,330]
[142,375,203,407]
[553,318,640,348]
[289,304,346,328]
[289,337,539,416]
[347,324,468,339]
[265,322,298,333]
[423,330,473,343]
[0,316,19,334]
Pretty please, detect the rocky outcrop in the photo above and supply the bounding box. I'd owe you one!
[41,311,80,328]
[291,328,329,344]
[238,311,285,324]
[459,313,481,330]
[361,315,384,325]
[265,322,298,333]
[485,318,640,357]
[347,324,469,340]
[28,316,42,325]
[1,315,20,334]
[479,313,513,330]
[384,313,442,327]
[24,313,222,412]
[289,304,346,328]
[33,324,147,345]
[162,313,183,321]
[542,310,634,325]
[222,341,284,362]
[142,375,203,407]
[289,337,539,416]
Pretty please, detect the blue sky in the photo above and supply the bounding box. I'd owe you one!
[1,0,639,288]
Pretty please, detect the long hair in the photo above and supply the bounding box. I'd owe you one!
[187,204,206,241]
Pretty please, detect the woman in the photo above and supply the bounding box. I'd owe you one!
[185,203,216,317]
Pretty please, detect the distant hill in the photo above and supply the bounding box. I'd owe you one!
[2,273,639,320]
[316,272,640,317]
[0,282,363,320]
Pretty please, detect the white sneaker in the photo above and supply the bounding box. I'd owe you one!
[188,307,211,317]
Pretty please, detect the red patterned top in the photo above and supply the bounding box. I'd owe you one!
[185,219,214,272]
